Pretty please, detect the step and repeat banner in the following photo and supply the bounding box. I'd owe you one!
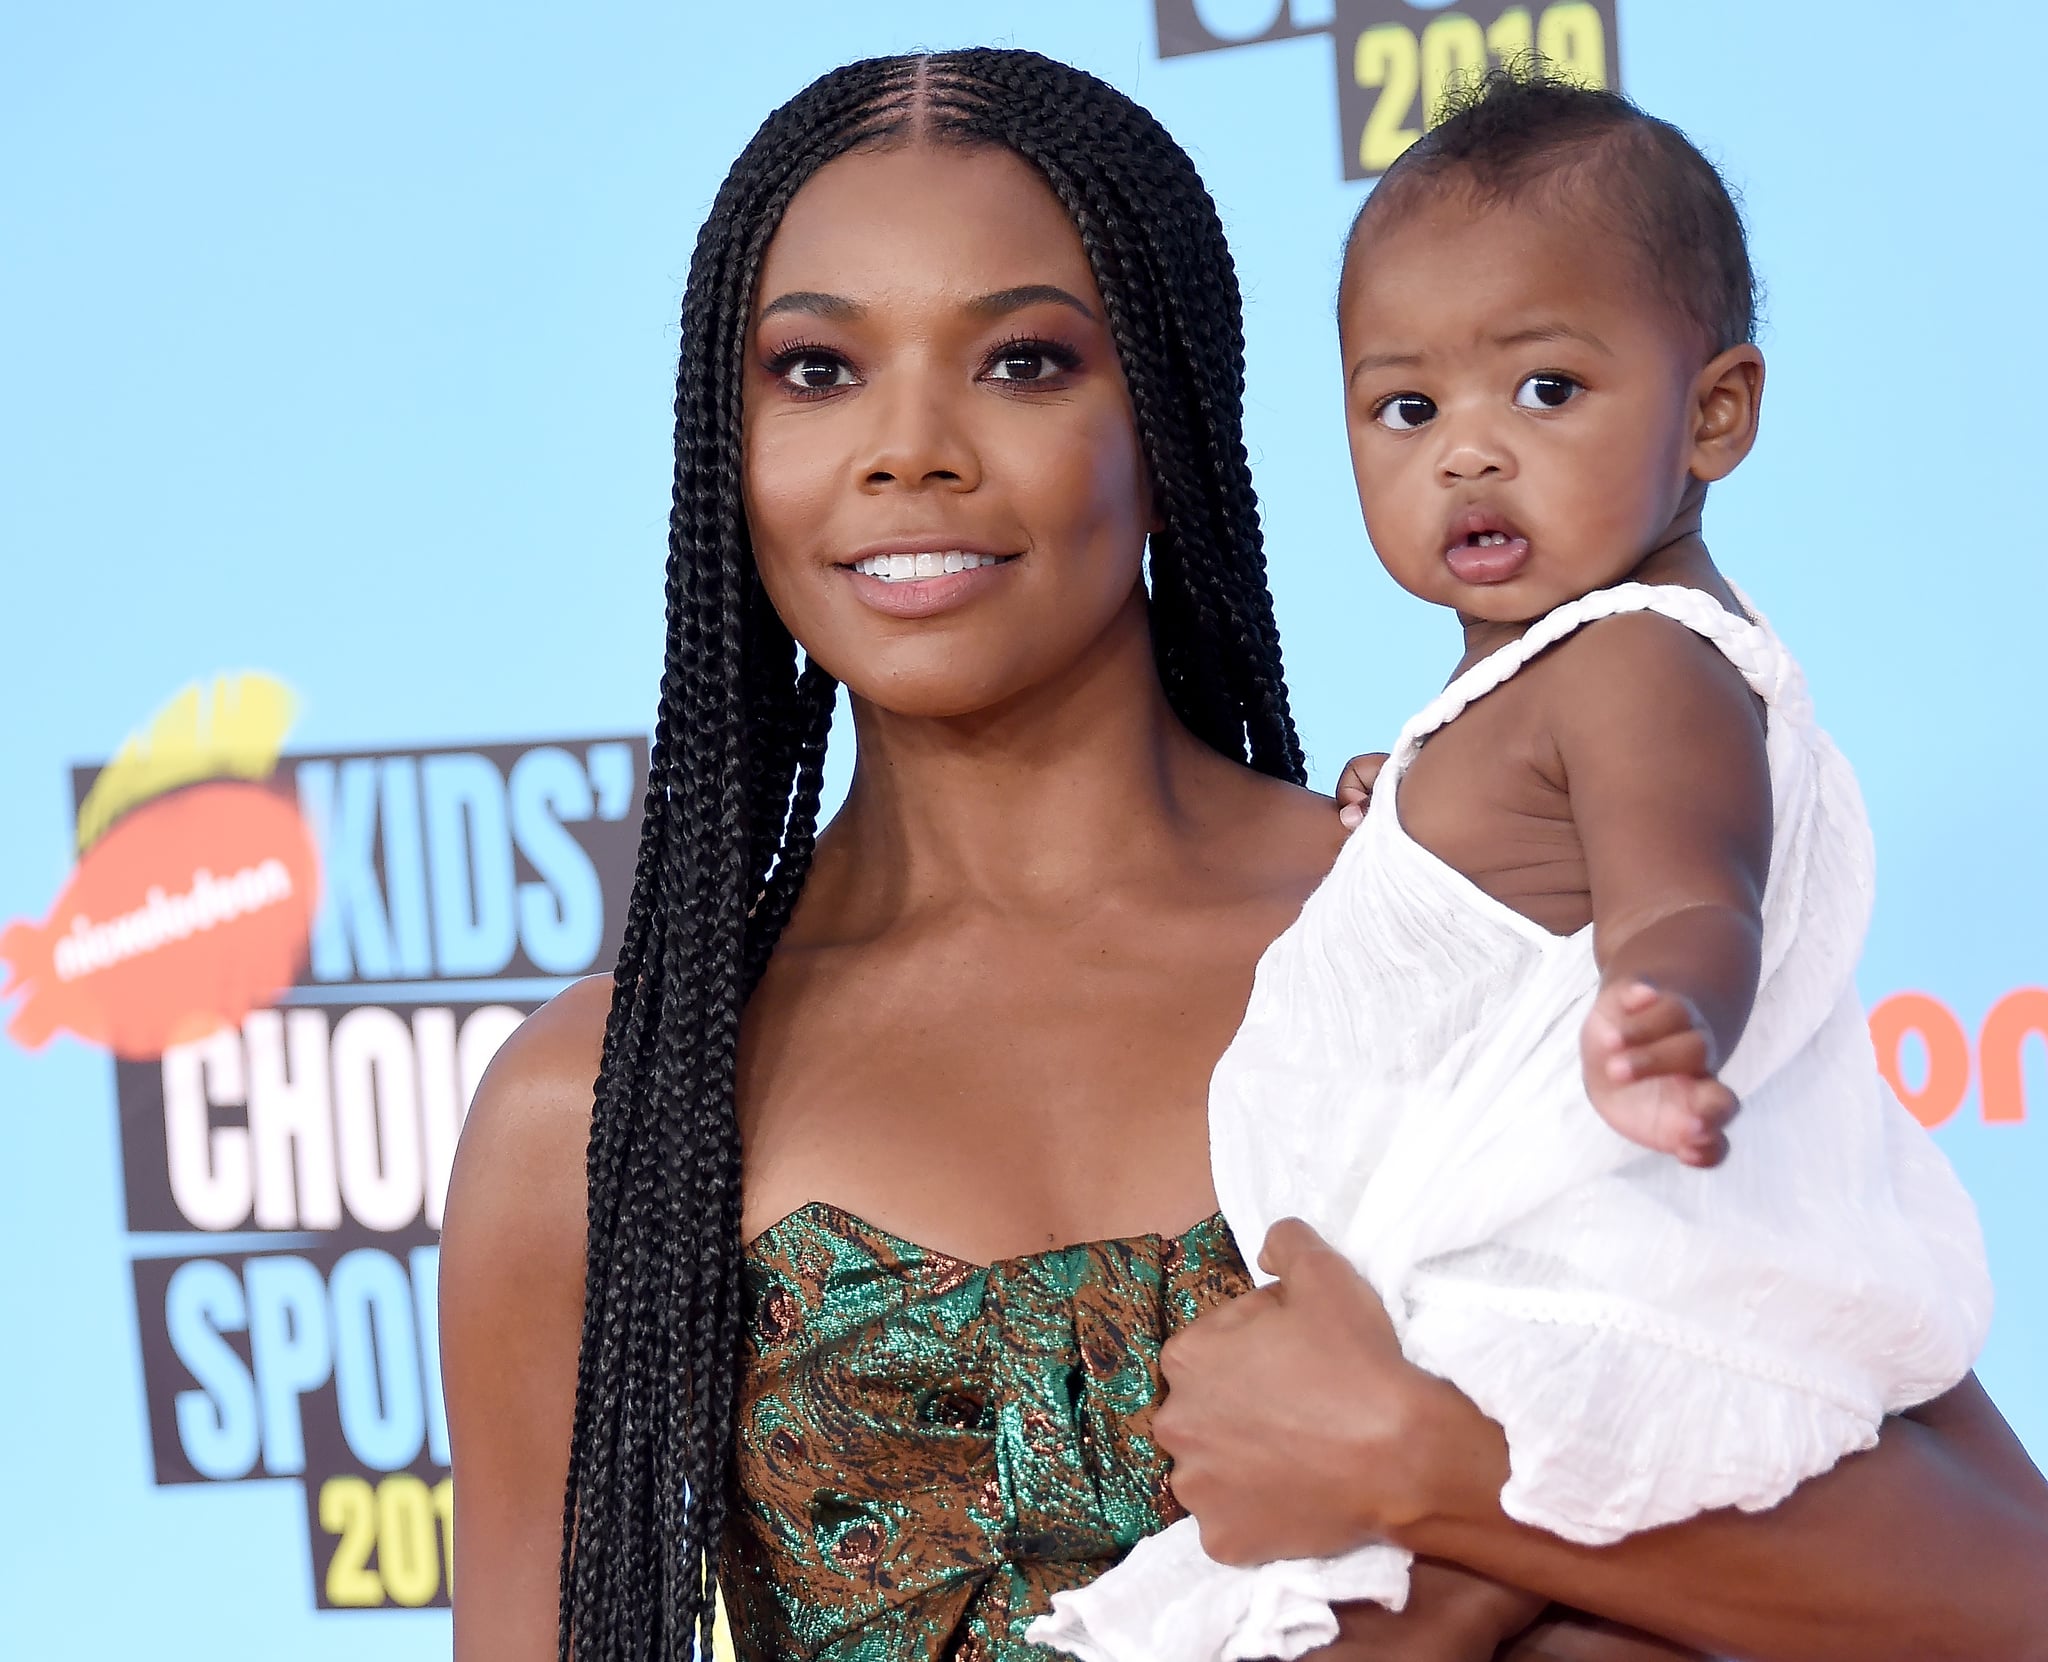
[3,3,2041,1656]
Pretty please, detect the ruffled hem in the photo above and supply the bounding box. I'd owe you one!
[1399,1278,1931,1544]
[1027,1519,1411,1662]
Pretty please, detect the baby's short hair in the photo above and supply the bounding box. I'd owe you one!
[1349,67,1758,354]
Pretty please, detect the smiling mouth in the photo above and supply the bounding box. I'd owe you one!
[850,551,1016,582]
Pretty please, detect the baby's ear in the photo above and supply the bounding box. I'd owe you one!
[1689,344,1766,483]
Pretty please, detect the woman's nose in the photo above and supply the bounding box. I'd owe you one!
[857,379,981,493]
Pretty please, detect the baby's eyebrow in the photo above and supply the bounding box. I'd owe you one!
[1348,349,1423,383]
[1491,322,1613,354]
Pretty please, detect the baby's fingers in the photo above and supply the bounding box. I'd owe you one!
[1677,1081,1740,1167]
[1609,989,1699,1049]
[1607,1026,1712,1083]
[1335,752,1388,829]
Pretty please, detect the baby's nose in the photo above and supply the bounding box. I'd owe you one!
[1437,434,1512,482]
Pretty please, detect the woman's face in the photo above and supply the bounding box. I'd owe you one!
[742,142,1153,719]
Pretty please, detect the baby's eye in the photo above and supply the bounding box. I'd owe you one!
[983,341,1079,384]
[1514,374,1582,410]
[775,350,857,393]
[1375,393,1437,431]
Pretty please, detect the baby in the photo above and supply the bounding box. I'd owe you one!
[1035,69,1992,1662]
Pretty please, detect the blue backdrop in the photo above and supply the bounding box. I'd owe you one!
[4,3,2042,1654]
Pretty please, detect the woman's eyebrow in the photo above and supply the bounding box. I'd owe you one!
[757,285,1094,324]
[760,290,863,321]
[967,284,1098,321]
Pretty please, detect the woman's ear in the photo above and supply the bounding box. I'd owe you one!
[1688,344,1766,484]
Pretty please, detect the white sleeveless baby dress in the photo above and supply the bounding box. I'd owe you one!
[1032,582,1992,1662]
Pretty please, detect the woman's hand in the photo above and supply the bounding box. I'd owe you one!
[1285,1562,1548,1661]
[1283,1570,1705,1662]
[1156,1218,1495,1565]
[1496,1613,1710,1661]
[1158,1228,2048,1660]
[1336,752,1390,829]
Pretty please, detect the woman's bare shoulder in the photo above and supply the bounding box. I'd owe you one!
[442,975,612,1282]
[440,979,609,1655]
[469,974,612,1138]
[1235,768,1349,890]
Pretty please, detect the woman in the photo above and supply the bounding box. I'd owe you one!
[440,47,2048,1662]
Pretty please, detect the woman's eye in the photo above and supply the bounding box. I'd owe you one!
[775,351,856,393]
[1514,373,1582,410]
[1375,393,1437,431]
[983,342,1076,384]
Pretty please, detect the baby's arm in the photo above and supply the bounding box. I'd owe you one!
[1546,609,1772,1166]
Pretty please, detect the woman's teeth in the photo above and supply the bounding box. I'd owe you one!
[852,552,1006,581]
[1467,532,1513,546]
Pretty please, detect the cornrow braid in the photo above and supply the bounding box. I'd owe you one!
[564,47,1304,1660]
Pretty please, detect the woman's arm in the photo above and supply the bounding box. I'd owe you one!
[439,979,610,1662]
[1407,1373,2048,1662]
[1304,1565,1705,1662]
[1497,1613,1708,1661]
[1157,1221,2048,1662]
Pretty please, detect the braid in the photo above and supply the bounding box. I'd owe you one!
[928,52,1304,776]
[562,48,1304,1660]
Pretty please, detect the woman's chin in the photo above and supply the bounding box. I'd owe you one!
[847,682,1026,725]
[834,657,1045,726]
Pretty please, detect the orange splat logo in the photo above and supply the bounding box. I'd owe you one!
[1,675,321,1060]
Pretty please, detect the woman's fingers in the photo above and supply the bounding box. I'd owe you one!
[1256,1215,1342,1280]
[1156,1213,1460,1565]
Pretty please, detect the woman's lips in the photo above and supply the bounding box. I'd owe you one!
[1444,533,1531,585]
[852,551,1006,580]
[840,552,1019,619]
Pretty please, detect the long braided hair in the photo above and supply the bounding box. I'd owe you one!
[565,47,1305,1660]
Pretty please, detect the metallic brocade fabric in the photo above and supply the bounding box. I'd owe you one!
[722,1202,1251,1661]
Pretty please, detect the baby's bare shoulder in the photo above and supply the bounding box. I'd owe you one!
[1528,605,1762,751]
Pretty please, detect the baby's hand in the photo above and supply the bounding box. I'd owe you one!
[1579,980,1738,1167]
[1336,752,1389,829]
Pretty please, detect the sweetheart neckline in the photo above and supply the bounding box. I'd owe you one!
[742,1198,1232,1272]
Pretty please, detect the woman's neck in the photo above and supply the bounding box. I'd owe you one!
[820,590,1236,919]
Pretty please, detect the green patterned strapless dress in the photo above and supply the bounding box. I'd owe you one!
[721,1202,1251,1661]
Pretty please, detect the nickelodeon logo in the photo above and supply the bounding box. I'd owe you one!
[1870,991,2045,1130]
[1,676,647,1066]
[1,677,320,1060]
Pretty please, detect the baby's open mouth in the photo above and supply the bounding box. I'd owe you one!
[1443,523,1531,585]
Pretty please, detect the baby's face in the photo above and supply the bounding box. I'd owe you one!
[1340,192,1716,624]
